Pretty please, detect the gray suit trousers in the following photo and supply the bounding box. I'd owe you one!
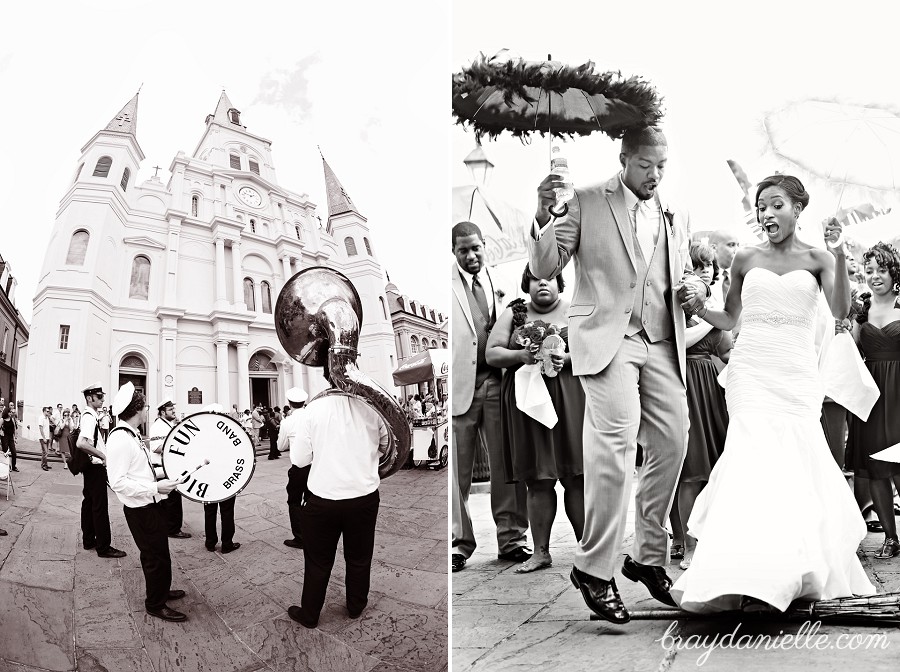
[452,374,529,558]
[575,333,688,579]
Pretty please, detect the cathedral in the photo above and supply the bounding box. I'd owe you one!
[19,91,398,436]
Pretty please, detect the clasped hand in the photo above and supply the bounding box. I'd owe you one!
[675,281,706,314]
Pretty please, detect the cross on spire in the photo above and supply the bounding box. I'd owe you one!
[152,165,162,178]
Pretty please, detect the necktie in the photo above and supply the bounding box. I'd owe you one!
[472,274,490,321]
[722,270,731,301]
[633,201,654,260]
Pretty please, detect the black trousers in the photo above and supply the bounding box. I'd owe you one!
[122,502,171,610]
[268,435,280,459]
[286,465,310,541]
[161,489,184,535]
[300,489,379,619]
[1,432,15,469]
[81,463,111,552]
[204,496,236,546]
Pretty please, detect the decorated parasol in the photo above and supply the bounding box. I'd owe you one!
[452,50,664,215]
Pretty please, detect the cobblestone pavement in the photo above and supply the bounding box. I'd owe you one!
[0,438,448,672]
[453,483,899,672]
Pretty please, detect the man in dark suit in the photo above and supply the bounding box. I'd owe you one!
[451,221,530,573]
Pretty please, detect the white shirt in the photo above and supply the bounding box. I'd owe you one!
[456,263,495,308]
[620,174,661,261]
[278,407,305,455]
[39,415,51,440]
[79,408,104,465]
[148,416,174,478]
[291,395,388,500]
[106,423,165,507]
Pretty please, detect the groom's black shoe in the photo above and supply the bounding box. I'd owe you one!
[570,567,630,624]
[621,555,677,607]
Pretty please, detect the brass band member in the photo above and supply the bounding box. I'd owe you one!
[149,397,191,539]
[277,387,309,549]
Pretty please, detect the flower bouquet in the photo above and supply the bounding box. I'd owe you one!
[514,320,566,378]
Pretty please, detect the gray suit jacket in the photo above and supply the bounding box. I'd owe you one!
[451,263,500,416]
[530,174,698,383]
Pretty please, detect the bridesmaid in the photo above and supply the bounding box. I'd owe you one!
[846,242,900,558]
[669,243,731,569]
[486,264,585,573]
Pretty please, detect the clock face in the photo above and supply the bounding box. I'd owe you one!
[238,186,262,207]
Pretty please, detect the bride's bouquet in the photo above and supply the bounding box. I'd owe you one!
[514,320,566,378]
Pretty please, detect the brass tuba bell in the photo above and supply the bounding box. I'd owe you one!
[274,266,411,478]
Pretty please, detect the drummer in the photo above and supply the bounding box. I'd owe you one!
[200,403,241,554]
[105,382,188,622]
[149,397,191,540]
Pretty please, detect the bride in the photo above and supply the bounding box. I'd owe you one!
[670,174,876,612]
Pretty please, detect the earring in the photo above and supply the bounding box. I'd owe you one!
[893,281,900,294]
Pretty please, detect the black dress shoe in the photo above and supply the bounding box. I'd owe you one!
[284,538,303,548]
[221,543,241,554]
[287,605,318,628]
[621,555,677,607]
[0,529,7,536]
[497,547,532,563]
[83,541,96,550]
[348,605,366,619]
[146,606,187,622]
[10,467,18,472]
[452,553,466,572]
[205,544,217,552]
[168,531,192,539]
[570,567,630,623]
[97,547,127,559]
[167,590,186,600]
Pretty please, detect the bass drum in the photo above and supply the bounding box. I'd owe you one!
[160,412,256,503]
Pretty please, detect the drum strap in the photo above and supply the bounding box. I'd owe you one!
[109,426,158,504]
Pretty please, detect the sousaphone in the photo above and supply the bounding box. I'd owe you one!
[274,266,411,478]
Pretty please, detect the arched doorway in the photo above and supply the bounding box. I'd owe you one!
[119,353,148,434]
[248,350,278,410]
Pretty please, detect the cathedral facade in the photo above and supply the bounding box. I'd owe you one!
[20,92,398,436]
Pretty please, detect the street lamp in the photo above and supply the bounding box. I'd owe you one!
[463,142,494,187]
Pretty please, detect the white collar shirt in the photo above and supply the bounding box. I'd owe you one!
[278,407,306,455]
[620,173,661,261]
[290,395,388,500]
[79,408,104,465]
[456,263,494,302]
[105,423,163,508]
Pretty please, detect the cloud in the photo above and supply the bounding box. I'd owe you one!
[254,52,321,121]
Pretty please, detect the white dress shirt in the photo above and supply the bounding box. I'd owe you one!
[106,423,165,508]
[79,408,105,465]
[278,408,306,455]
[39,415,51,441]
[290,395,389,500]
[620,174,661,261]
[148,416,174,479]
[456,263,495,306]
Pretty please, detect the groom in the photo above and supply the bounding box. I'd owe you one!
[530,126,707,623]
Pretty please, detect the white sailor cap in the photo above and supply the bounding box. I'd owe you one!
[112,382,136,416]
[157,396,175,411]
[82,381,105,396]
[286,387,308,404]
[201,403,225,413]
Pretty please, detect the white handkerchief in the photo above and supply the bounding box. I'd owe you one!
[819,332,880,421]
[871,443,900,463]
[515,364,558,428]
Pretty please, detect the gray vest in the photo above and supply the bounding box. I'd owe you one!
[625,206,674,342]
[461,272,496,386]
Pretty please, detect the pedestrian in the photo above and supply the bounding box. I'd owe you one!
[287,388,387,628]
[277,387,309,548]
[39,406,53,470]
[251,404,264,447]
[451,221,530,573]
[202,403,241,554]
[149,397,191,539]
[77,382,127,559]
[106,382,187,622]
[265,407,280,460]
[99,406,111,442]
[2,402,18,472]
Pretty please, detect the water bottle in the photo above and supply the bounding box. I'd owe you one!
[550,143,574,211]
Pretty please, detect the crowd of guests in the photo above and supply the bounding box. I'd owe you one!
[460,231,900,572]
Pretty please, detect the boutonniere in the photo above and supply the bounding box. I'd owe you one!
[663,207,675,237]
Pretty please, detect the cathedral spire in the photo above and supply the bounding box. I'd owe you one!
[104,91,139,137]
[209,90,242,127]
[322,152,361,220]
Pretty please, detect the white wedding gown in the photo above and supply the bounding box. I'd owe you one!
[671,268,876,612]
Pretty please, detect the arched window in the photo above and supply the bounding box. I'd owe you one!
[229,154,241,169]
[249,159,260,175]
[441,340,447,349]
[379,296,388,320]
[1,328,8,358]
[120,167,130,191]
[250,219,256,234]
[410,336,419,354]
[260,281,272,314]
[65,230,90,265]
[243,277,255,310]
[92,156,112,178]
[295,225,302,241]
[191,195,199,217]
[344,237,358,257]
[228,109,241,125]
[364,237,372,255]
[129,255,151,300]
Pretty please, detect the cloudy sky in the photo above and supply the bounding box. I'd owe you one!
[452,0,900,295]
[1,0,449,323]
